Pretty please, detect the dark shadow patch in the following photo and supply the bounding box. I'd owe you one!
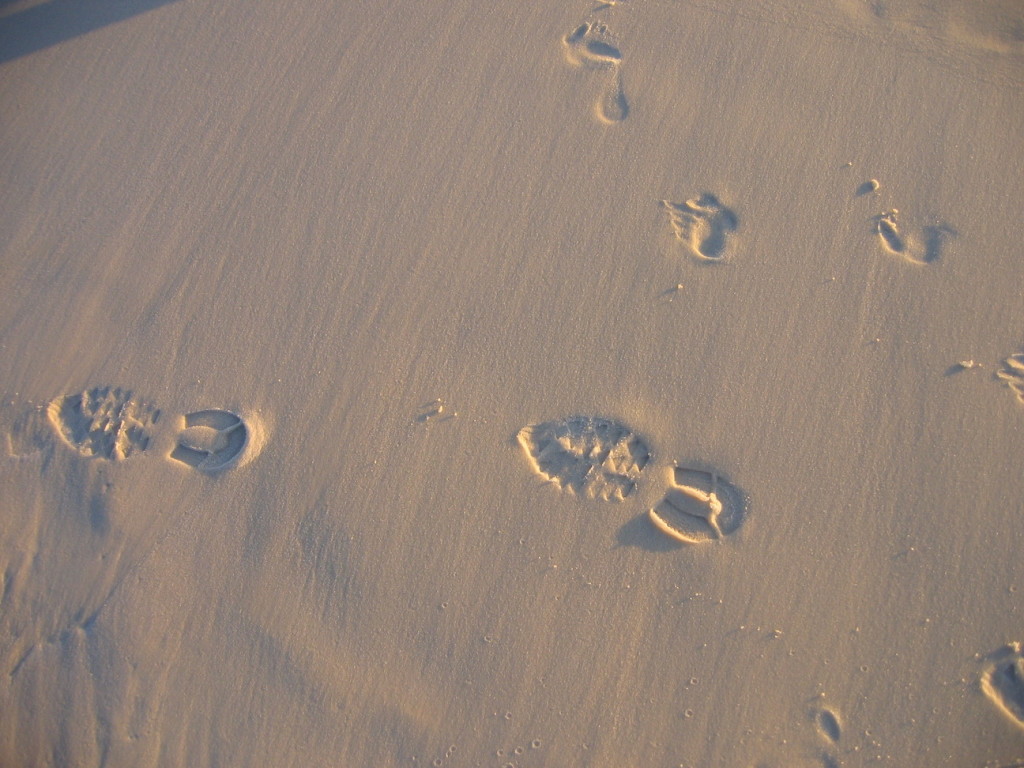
[87,489,111,536]
[615,514,685,553]
[855,179,879,196]
[922,223,957,264]
[0,0,183,65]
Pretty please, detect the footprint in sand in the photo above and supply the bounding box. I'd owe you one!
[997,353,1024,404]
[873,210,955,264]
[517,416,650,500]
[661,195,739,261]
[11,386,264,471]
[811,705,843,768]
[647,465,746,544]
[170,409,253,472]
[46,386,160,460]
[855,179,880,196]
[981,643,1024,731]
[562,21,629,124]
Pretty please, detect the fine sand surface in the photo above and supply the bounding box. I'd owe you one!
[1,1,1023,766]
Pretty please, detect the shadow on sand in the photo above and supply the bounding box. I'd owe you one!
[0,0,181,65]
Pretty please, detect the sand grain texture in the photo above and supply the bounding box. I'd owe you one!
[1,0,1023,765]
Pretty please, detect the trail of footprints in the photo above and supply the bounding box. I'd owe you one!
[7,386,261,473]
[0,20,1000,768]
[557,13,958,271]
[517,415,747,545]
[0,18,994,750]
[657,185,957,266]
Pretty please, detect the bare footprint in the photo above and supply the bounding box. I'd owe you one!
[47,386,159,460]
[997,353,1024,403]
[661,194,739,260]
[982,643,1024,730]
[597,69,628,124]
[874,210,954,264]
[648,466,746,544]
[813,706,842,744]
[170,409,256,472]
[811,705,843,767]
[563,21,622,66]
[562,21,629,124]
[875,210,907,255]
[517,416,650,500]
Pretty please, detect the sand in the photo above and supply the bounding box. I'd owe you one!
[1,0,1023,765]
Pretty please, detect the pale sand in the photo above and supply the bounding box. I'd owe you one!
[1,0,1023,765]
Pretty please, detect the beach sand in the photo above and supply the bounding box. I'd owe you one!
[1,0,1023,765]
